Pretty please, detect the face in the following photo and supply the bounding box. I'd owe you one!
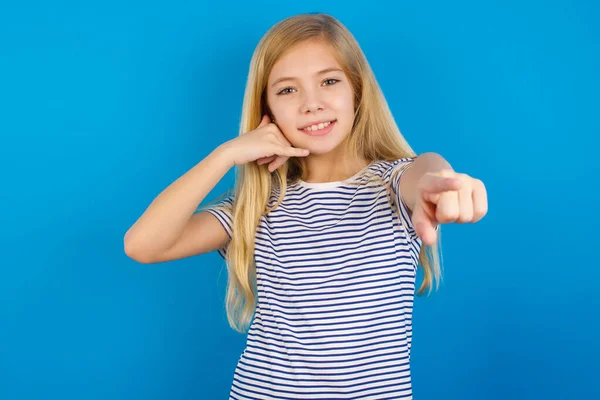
[265,39,355,155]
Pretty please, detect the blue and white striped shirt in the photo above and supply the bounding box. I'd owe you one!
[206,158,426,400]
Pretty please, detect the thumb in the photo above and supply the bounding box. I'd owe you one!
[412,198,438,246]
[258,114,271,128]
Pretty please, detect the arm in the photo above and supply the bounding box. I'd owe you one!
[124,143,236,263]
[400,152,454,213]
[400,152,488,246]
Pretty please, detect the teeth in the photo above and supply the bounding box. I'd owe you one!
[303,121,332,131]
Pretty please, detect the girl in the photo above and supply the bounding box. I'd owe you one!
[125,13,487,400]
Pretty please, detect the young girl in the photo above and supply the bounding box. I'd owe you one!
[125,12,487,400]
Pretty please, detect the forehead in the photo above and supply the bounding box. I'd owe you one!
[268,40,342,83]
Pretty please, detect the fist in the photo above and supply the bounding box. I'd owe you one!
[412,169,488,245]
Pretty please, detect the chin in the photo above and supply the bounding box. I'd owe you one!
[303,140,346,156]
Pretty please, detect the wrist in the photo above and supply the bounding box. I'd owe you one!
[215,142,236,169]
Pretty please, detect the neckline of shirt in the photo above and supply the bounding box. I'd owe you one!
[296,160,378,190]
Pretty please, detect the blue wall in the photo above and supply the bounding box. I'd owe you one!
[1,1,598,399]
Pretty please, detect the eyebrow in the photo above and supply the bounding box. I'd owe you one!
[270,67,344,88]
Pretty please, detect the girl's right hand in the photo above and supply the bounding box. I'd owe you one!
[224,115,310,173]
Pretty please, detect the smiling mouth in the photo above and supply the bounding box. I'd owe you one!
[299,120,337,136]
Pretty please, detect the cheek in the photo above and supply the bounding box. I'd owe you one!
[331,92,355,130]
[334,89,355,113]
[276,122,300,145]
[270,102,292,124]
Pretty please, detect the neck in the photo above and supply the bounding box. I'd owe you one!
[302,153,371,183]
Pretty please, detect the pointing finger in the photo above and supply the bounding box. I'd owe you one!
[419,174,462,194]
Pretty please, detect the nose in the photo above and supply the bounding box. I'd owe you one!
[300,88,324,114]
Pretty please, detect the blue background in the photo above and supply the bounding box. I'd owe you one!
[1,0,598,399]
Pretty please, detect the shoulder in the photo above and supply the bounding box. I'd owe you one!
[371,158,417,183]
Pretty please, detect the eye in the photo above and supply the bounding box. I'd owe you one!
[276,78,341,95]
[323,78,340,86]
[277,87,295,95]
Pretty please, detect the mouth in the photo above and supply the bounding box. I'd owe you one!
[298,119,337,136]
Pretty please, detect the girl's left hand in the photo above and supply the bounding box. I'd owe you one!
[411,169,488,246]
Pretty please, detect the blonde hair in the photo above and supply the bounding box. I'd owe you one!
[198,13,443,333]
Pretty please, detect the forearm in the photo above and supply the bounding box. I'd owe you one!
[124,144,235,258]
[402,152,454,212]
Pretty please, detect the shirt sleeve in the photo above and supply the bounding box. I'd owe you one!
[203,194,234,259]
[389,158,440,244]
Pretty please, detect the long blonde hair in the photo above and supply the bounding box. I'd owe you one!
[199,13,443,333]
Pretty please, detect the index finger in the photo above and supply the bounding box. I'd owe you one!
[419,174,462,193]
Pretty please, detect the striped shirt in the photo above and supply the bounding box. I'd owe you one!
[206,158,428,400]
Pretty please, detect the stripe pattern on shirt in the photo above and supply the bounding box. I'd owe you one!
[205,158,423,399]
